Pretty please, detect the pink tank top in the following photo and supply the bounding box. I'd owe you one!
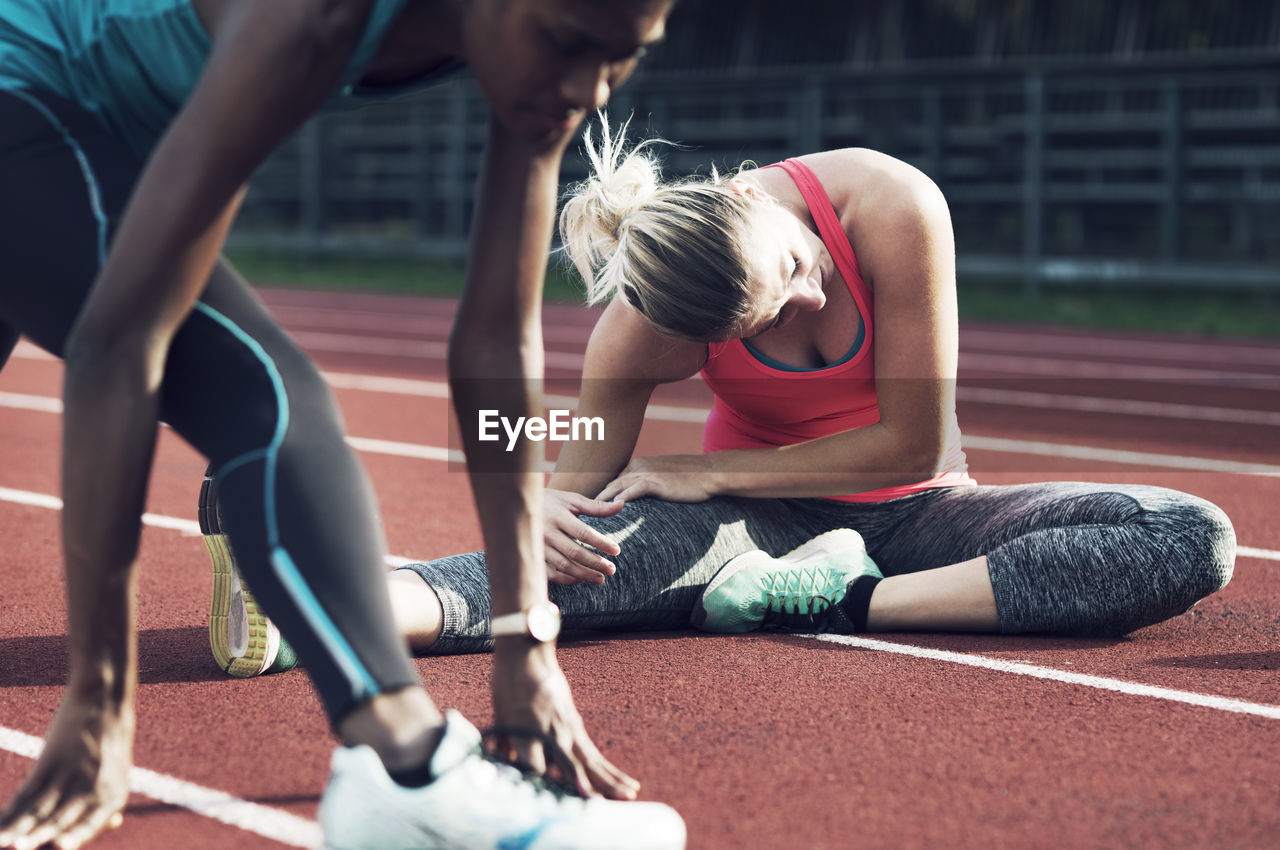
[699,158,975,503]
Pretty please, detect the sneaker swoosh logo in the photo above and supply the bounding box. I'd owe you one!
[497,817,561,850]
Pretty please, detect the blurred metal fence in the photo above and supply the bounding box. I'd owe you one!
[230,58,1280,290]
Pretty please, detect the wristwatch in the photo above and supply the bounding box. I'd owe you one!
[491,600,561,643]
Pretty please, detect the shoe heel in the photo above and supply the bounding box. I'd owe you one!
[203,466,280,677]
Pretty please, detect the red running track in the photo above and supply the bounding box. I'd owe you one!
[2,289,1279,849]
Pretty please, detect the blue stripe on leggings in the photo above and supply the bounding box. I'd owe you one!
[11,86,380,702]
[7,89,110,264]
[193,305,379,700]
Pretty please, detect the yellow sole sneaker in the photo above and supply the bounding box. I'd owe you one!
[201,468,284,678]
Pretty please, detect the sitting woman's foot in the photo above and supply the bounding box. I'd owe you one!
[692,529,882,634]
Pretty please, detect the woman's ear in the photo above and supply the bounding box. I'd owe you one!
[729,177,773,204]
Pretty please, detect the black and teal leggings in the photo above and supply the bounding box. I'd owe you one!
[0,87,417,724]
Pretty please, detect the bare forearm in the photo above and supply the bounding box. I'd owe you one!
[451,123,568,614]
[548,433,638,498]
[59,356,156,708]
[451,358,546,613]
[702,422,944,499]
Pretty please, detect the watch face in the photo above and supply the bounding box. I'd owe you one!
[527,603,561,643]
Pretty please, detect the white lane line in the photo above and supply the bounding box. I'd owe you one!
[0,486,414,568]
[955,386,1280,428]
[53,328,1275,386]
[2,387,1275,476]
[962,434,1280,475]
[257,304,1280,370]
[2,388,1274,474]
[288,372,1280,430]
[346,436,460,463]
[961,329,1280,369]
[318,373,1280,430]
[323,376,1278,431]
[0,390,61,413]
[961,352,1278,387]
[4,483,1280,830]
[289,331,587,371]
[2,481,1278,567]
[11,341,55,360]
[252,297,1280,369]
[0,726,321,848]
[810,634,1280,720]
[266,305,593,345]
[321,372,448,398]
[320,377,712,424]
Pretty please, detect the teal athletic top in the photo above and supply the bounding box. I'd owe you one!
[0,0,467,155]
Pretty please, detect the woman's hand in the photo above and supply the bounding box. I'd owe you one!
[490,644,639,800]
[0,692,134,850]
[595,455,717,504]
[543,489,625,586]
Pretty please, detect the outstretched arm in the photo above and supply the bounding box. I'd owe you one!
[0,3,376,848]
[542,300,705,584]
[450,123,642,799]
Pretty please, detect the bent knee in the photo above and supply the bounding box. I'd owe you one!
[1155,494,1236,609]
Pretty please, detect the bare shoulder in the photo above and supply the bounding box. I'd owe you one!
[795,149,947,221]
[583,300,708,383]
[790,150,951,278]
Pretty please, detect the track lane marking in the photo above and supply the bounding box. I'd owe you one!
[3,484,1276,564]
[3,388,1276,474]
[810,634,1280,720]
[0,486,415,568]
[960,435,1280,475]
[251,299,1280,369]
[323,375,1280,429]
[0,726,321,848]
[954,386,1280,427]
[5,481,1278,725]
[17,336,1280,385]
[1,485,1278,848]
[957,329,1280,368]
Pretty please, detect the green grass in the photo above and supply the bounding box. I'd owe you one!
[227,250,1280,341]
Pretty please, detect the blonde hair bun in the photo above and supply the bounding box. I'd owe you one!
[559,113,668,305]
[558,113,756,341]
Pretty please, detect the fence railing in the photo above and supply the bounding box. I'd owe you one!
[230,60,1280,290]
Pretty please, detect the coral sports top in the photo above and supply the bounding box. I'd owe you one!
[699,158,975,503]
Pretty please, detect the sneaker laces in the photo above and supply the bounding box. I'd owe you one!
[758,566,848,633]
[480,726,584,800]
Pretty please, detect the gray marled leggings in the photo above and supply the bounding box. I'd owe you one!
[401,482,1236,654]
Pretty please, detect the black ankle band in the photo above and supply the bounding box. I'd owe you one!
[839,575,883,633]
[388,760,435,788]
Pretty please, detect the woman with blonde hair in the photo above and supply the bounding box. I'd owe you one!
[253,116,1235,656]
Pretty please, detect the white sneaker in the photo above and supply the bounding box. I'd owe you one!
[319,711,687,850]
[781,528,871,564]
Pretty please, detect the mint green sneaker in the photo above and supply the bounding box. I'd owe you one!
[691,529,881,634]
[200,466,298,677]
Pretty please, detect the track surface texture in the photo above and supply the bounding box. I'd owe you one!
[2,289,1279,850]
